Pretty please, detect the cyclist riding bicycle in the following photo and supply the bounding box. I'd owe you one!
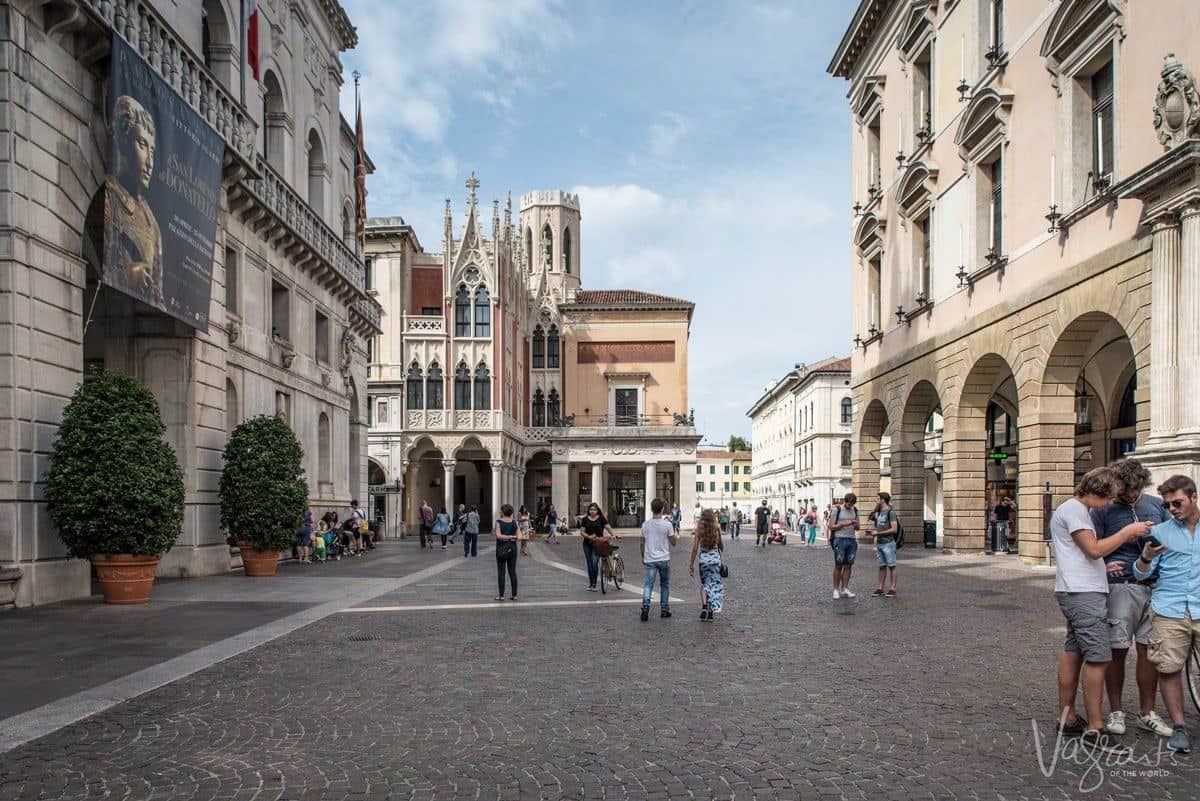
[580,502,615,592]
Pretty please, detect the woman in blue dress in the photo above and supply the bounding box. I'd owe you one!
[688,509,725,621]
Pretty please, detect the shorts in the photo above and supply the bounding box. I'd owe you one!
[1146,611,1200,673]
[833,537,858,566]
[1106,583,1153,649]
[1056,591,1112,664]
[875,539,897,567]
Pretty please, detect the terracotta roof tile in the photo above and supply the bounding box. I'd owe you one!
[567,289,693,307]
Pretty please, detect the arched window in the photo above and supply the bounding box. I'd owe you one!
[525,227,533,272]
[426,362,444,410]
[541,224,553,269]
[473,286,491,338]
[262,71,286,170]
[473,362,491,410]
[531,325,545,368]
[201,0,234,89]
[562,227,572,274]
[532,389,546,427]
[547,388,561,425]
[405,361,423,411]
[840,439,852,467]
[546,325,560,369]
[318,412,331,486]
[225,378,239,431]
[306,129,325,212]
[454,285,471,337]
[453,362,471,409]
[840,397,853,425]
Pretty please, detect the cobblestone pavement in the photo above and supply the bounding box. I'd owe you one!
[2,537,1199,800]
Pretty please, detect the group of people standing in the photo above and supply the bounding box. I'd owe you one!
[1050,458,1200,755]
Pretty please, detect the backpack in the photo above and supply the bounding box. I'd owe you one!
[895,519,905,549]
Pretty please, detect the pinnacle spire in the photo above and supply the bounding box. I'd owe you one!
[465,171,480,209]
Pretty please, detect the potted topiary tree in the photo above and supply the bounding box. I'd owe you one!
[45,370,185,604]
[220,414,307,576]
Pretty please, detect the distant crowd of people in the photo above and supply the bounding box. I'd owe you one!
[293,500,376,564]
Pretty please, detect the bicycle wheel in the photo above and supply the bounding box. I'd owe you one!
[599,557,607,594]
[1188,638,1200,715]
[611,553,624,589]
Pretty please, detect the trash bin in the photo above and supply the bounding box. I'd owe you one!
[923,520,937,549]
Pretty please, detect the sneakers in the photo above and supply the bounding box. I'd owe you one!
[586,585,598,592]
[1138,711,1174,737]
[660,609,672,618]
[884,589,897,597]
[832,589,841,599]
[870,588,884,597]
[842,588,856,599]
[1168,724,1192,753]
[640,607,650,622]
[1059,715,1088,737]
[1104,711,1127,735]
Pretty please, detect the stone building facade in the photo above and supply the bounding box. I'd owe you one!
[1,0,381,606]
[828,0,1200,560]
[694,448,753,517]
[365,181,700,532]
[747,372,797,513]
[791,357,855,513]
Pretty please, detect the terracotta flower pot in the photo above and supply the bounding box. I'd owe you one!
[90,554,162,604]
[238,543,281,577]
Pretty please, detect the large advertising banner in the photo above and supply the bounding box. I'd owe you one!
[88,33,223,331]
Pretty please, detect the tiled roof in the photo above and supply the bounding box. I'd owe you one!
[567,289,693,307]
[803,356,851,374]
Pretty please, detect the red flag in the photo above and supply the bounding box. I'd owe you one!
[355,100,368,242]
[245,0,260,82]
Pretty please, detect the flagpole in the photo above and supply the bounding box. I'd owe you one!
[239,0,246,106]
[353,69,360,119]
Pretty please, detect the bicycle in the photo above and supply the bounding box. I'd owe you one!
[1188,637,1200,714]
[592,534,625,594]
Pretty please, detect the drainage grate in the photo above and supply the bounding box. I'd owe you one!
[347,634,382,642]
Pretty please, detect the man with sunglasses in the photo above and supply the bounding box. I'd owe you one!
[1089,459,1174,738]
[1133,474,1200,753]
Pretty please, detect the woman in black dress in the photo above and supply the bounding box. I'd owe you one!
[580,502,614,591]
[493,503,520,601]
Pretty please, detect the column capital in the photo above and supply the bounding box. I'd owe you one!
[1179,202,1200,222]
[442,459,457,469]
[490,459,506,468]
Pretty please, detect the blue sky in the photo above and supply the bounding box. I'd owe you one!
[341,0,853,442]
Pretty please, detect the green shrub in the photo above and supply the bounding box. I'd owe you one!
[219,415,307,551]
[45,370,185,557]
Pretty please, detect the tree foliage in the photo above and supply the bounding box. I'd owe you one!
[45,370,185,557]
[728,435,751,453]
[219,415,307,551]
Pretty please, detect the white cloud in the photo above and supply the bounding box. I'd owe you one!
[648,112,692,157]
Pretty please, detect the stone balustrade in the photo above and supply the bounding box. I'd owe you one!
[405,410,504,431]
[352,296,383,334]
[78,0,257,167]
[404,315,446,335]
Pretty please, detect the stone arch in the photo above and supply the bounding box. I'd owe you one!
[261,69,287,171]
[853,397,891,504]
[306,127,326,213]
[225,377,239,431]
[201,0,235,90]
[894,380,944,538]
[367,457,388,485]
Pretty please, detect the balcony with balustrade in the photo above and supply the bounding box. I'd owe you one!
[403,315,446,337]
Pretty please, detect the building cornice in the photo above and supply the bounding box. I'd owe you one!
[827,0,900,80]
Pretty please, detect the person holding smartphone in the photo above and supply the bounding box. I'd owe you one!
[1132,474,1200,754]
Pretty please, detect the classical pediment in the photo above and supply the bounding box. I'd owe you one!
[1040,0,1125,76]
[852,75,887,122]
[853,213,886,257]
[955,89,1013,161]
[897,162,939,217]
[898,0,937,62]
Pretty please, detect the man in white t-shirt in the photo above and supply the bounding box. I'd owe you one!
[1050,466,1150,746]
[640,498,678,621]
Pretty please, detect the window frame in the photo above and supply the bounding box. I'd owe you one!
[405,362,423,411]
[454,285,471,337]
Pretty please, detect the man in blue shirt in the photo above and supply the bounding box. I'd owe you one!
[1089,459,1173,738]
[1132,474,1200,754]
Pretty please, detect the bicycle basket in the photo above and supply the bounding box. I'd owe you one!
[592,539,614,558]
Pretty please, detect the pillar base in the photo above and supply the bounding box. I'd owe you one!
[1133,439,1200,485]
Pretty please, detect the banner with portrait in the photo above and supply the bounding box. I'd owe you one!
[88,33,223,331]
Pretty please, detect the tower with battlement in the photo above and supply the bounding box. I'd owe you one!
[518,190,581,300]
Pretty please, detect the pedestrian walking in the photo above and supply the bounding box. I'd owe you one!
[546,504,560,543]
[718,508,729,535]
[432,506,451,550]
[640,498,678,621]
[296,510,314,564]
[463,505,480,557]
[870,492,899,597]
[580,502,614,591]
[419,500,434,549]
[1050,466,1148,750]
[517,505,532,556]
[806,505,820,545]
[493,503,519,601]
[754,500,769,547]
[451,503,466,545]
[1089,459,1173,738]
[689,509,725,620]
[731,504,742,539]
[1132,474,1200,753]
[829,493,860,598]
[671,503,681,533]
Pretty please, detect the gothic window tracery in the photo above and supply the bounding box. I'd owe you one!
[548,389,561,425]
[405,361,423,411]
[547,325,560,369]
[532,389,546,427]
[454,362,471,410]
[474,362,491,411]
[473,287,491,338]
[454,285,471,337]
[426,362,444,410]
[532,325,545,369]
[541,224,553,270]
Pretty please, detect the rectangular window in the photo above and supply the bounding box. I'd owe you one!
[989,159,1003,255]
[867,255,882,330]
[709,482,715,492]
[366,336,374,364]
[614,388,638,426]
[732,465,739,475]
[913,48,932,142]
[532,335,545,369]
[421,306,440,315]
[744,466,751,476]
[1092,60,1115,180]
[696,464,702,474]
[723,465,730,475]
[367,395,373,426]
[709,465,715,475]
[744,482,752,492]
[314,309,330,364]
[867,115,881,191]
[271,279,290,341]
[275,391,291,423]
[224,246,238,315]
[696,481,704,492]
[989,0,1005,54]
[914,214,932,298]
[364,256,373,291]
[724,482,730,492]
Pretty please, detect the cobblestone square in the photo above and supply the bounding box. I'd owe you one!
[2,539,1198,800]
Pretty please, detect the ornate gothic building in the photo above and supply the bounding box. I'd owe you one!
[366,178,700,531]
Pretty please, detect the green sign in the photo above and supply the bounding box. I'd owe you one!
[988,451,1010,461]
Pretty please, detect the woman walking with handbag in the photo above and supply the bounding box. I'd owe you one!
[493,504,519,601]
[689,509,726,621]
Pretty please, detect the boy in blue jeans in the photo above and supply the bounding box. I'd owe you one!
[640,498,678,621]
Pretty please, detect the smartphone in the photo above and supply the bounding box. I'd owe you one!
[1145,535,1163,548]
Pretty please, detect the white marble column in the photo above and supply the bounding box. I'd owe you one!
[490,460,503,521]
[516,469,527,512]
[591,463,604,511]
[552,461,570,525]
[1150,214,1182,440]
[442,460,456,514]
[644,461,658,521]
[678,461,698,529]
[1178,206,1200,436]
